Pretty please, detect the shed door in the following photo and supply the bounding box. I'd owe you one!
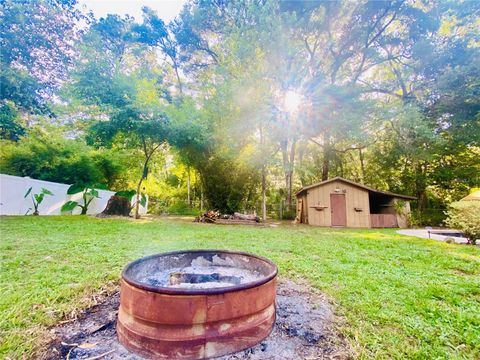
[330,193,347,227]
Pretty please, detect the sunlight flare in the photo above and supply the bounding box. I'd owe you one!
[283,90,302,113]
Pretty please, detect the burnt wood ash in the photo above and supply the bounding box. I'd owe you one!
[46,280,349,360]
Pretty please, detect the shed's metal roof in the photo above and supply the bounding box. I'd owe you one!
[295,177,416,200]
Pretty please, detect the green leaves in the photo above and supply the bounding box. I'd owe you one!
[67,183,86,195]
[93,183,108,190]
[115,190,136,201]
[25,187,53,199]
[140,193,147,207]
[445,201,480,244]
[24,187,53,215]
[115,190,147,207]
[89,189,99,198]
[24,187,32,198]
[41,188,54,196]
[67,183,107,195]
[61,201,78,212]
[63,183,107,214]
[34,193,44,204]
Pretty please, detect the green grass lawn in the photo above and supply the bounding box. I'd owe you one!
[1,216,479,359]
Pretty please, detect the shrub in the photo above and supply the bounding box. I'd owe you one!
[445,201,480,245]
[24,187,53,215]
[0,133,123,186]
[61,183,108,215]
[167,201,202,216]
[409,208,446,227]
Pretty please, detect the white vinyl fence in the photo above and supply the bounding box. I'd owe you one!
[0,174,147,216]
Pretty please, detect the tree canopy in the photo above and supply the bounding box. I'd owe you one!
[0,0,479,221]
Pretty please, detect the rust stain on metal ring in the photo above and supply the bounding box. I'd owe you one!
[117,249,278,359]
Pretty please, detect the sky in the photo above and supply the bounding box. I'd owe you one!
[78,0,187,22]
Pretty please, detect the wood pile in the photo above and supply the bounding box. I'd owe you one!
[194,211,260,225]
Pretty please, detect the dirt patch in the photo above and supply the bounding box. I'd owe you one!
[93,214,133,220]
[45,279,348,359]
[451,268,476,276]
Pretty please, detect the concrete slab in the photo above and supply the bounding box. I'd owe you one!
[396,229,472,244]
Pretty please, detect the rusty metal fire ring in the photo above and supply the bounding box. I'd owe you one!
[118,249,278,359]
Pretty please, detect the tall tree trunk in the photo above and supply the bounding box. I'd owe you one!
[260,124,266,222]
[415,162,428,213]
[321,132,331,181]
[134,161,148,219]
[199,172,204,211]
[173,64,183,95]
[339,156,344,178]
[281,140,290,204]
[285,172,291,206]
[187,166,191,208]
[134,141,161,219]
[359,148,365,183]
[281,140,296,208]
[288,140,296,207]
[321,146,330,181]
[261,166,266,222]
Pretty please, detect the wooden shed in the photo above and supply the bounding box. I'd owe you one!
[295,177,415,228]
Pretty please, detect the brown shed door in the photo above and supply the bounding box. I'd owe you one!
[330,193,347,227]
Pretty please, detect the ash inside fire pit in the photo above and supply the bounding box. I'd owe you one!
[124,251,274,292]
[139,255,263,289]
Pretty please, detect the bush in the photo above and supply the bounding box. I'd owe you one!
[445,201,480,245]
[0,133,123,187]
[409,208,446,227]
[167,201,202,216]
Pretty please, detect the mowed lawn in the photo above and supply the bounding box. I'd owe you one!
[0,216,479,359]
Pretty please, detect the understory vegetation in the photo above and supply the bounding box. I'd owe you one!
[0,217,479,359]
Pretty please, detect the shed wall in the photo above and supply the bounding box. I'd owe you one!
[305,180,370,227]
[395,199,411,228]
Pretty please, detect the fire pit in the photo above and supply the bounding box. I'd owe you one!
[117,250,278,359]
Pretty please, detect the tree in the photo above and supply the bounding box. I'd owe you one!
[0,130,123,186]
[4,0,479,223]
[166,96,261,214]
[70,14,170,218]
[0,0,82,136]
[355,0,480,217]
[0,102,25,140]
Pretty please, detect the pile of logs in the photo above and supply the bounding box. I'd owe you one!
[194,210,225,223]
[194,211,260,225]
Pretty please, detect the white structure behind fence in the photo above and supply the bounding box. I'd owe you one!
[0,174,147,216]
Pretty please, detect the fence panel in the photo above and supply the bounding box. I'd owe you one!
[0,174,147,216]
